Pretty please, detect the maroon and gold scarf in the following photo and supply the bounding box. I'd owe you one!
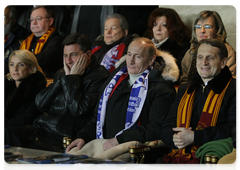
[19,27,55,55]
[163,78,232,163]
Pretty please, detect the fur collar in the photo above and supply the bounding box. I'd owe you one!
[187,66,232,94]
[115,49,179,82]
[156,50,179,82]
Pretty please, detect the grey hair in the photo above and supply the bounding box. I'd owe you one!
[105,13,129,31]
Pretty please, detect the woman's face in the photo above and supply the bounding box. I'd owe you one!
[195,17,217,42]
[104,18,127,45]
[152,16,169,43]
[9,55,33,85]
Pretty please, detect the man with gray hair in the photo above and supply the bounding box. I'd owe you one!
[92,13,137,73]
[4,6,30,74]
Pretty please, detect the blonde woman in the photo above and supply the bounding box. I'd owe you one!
[5,49,46,127]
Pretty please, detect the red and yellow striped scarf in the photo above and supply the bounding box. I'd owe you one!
[19,27,55,55]
[163,78,232,163]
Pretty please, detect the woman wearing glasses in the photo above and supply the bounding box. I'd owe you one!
[180,10,236,84]
[144,8,191,84]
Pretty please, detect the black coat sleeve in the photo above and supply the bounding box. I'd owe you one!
[60,73,108,118]
[35,78,63,113]
[161,83,189,149]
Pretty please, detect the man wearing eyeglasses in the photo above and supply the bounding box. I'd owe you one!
[19,6,63,78]
[0,4,30,75]
[18,0,71,38]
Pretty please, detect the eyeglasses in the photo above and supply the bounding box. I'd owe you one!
[0,15,7,22]
[28,16,50,22]
[194,24,213,29]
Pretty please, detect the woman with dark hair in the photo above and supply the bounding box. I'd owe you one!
[180,10,236,84]
[144,7,191,81]
[5,49,46,127]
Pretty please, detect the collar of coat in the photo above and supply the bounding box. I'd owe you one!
[187,66,232,94]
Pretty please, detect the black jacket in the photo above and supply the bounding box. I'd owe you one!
[28,29,64,78]
[161,66,236,151]
[76,56,179,144]
[4,71,46,127]
[33,56,109,147]
[17,0,72,37]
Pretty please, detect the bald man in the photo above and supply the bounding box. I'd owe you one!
[66,37,178,153]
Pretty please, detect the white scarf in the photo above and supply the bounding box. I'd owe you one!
[151,37,169,49]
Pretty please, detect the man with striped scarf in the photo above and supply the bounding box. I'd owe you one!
[19,6,63,78]
[65,37,179,159]
[161,39,236,164]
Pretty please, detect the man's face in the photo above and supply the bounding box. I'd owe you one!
[152,16,169,43]
[196,43,227,83]
[0,6,12,36]
[63,44,84,69]
[195,17,217,42]
[104,18,127,45]
[30,7,53,37]
[126,40,155,75]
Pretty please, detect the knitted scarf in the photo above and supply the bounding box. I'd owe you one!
[19,27,56,55]
[96,66,151,139]
[163,78,232,163]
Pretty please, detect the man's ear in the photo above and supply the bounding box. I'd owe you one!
[221,57,228,69]
[124,29,128,37]
[149,55,156,65]
[86,50,92,59]
[49,17,54,27]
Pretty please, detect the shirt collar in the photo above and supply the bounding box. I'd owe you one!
[151,37,169,48]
